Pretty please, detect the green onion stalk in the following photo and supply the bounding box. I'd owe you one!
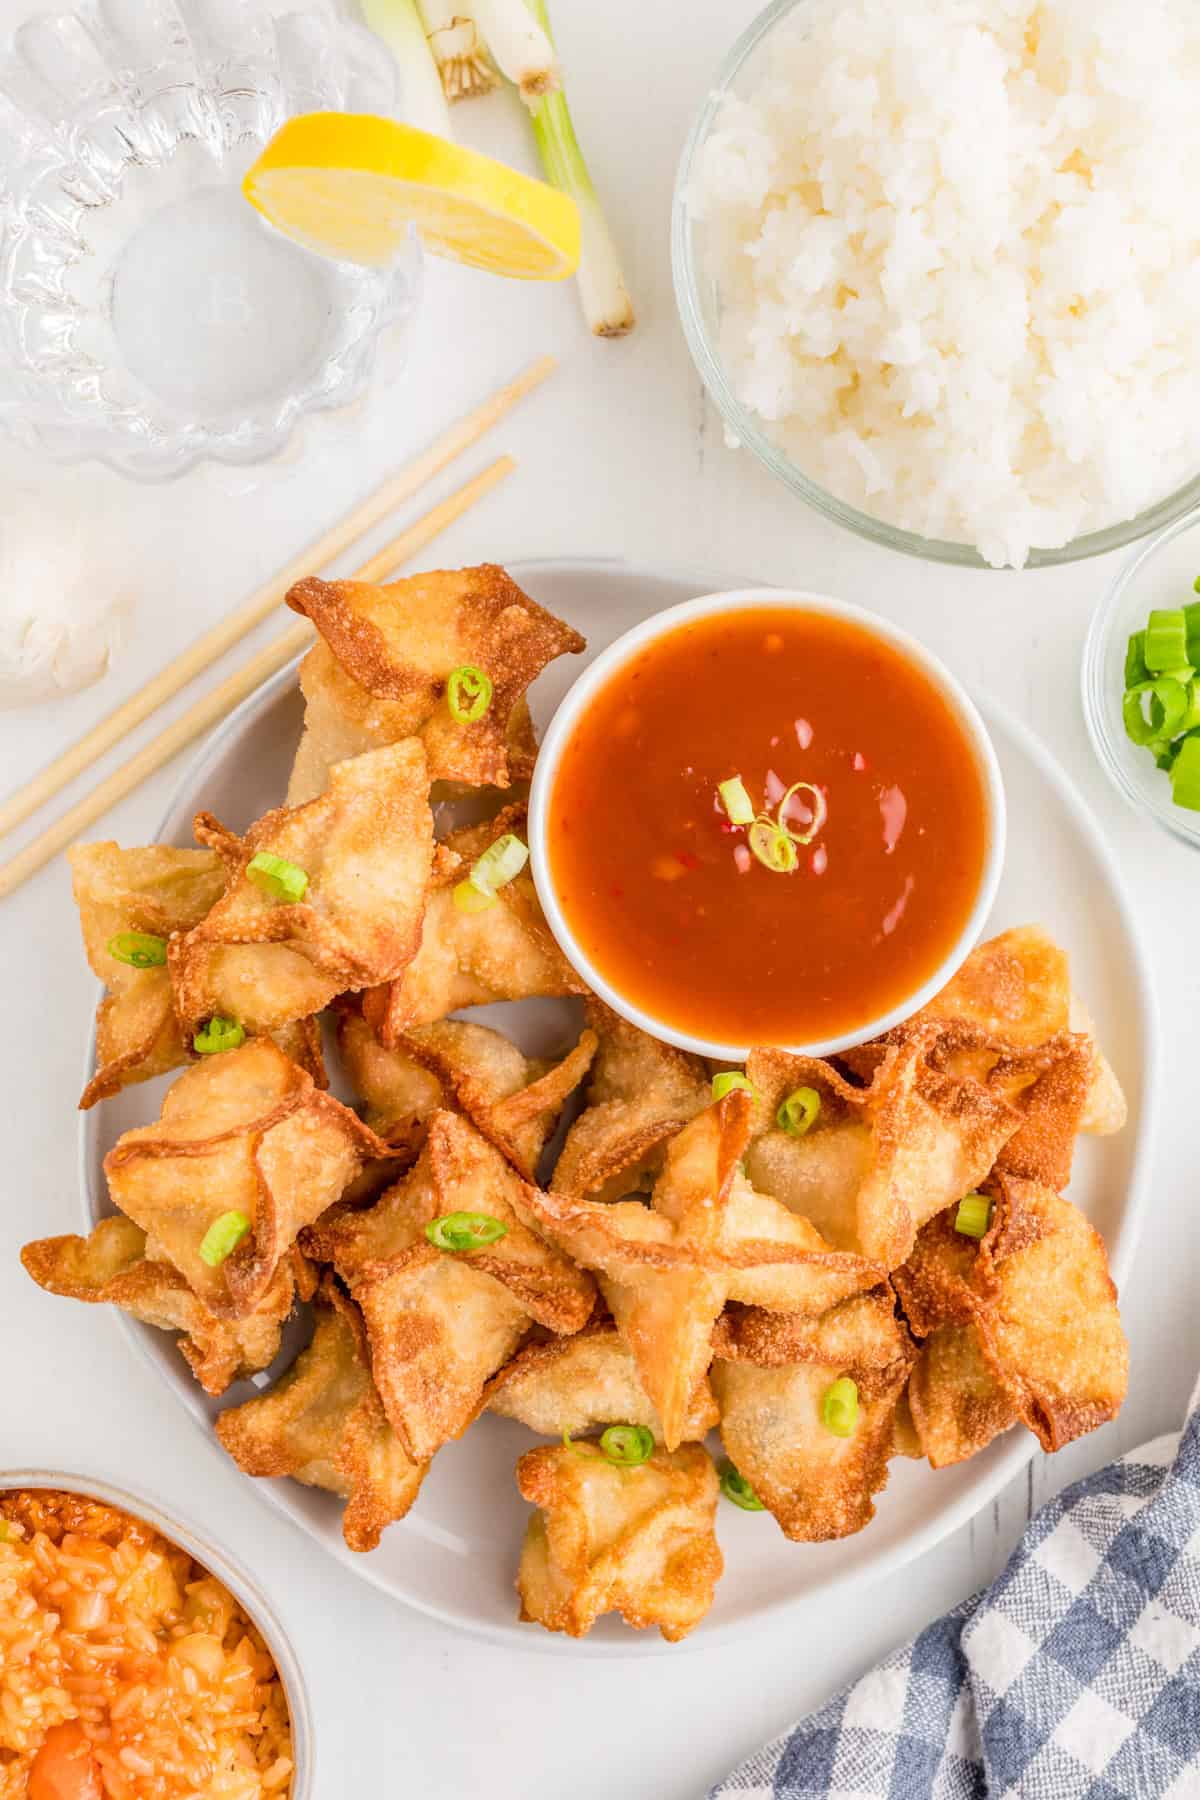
[520,0,635,336]
[359,0,455,139]
[416,0,498,100]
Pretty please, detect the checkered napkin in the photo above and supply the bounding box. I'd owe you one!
[711,1383,1200,1800]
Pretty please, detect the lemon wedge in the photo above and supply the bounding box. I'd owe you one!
[243,113,581,279]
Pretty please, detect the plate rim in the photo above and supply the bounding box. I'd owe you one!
[76,553,1158,1657]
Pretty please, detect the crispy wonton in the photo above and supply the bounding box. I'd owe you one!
[339,1005,596,1180]
[550,1001,712,1202]
[20,1215,309,1396]
[302,1110,595,1461]
[216,1276,425,1552]
[104,1038,392,1319]
[70,842,227,1108]
[918,925,1126,1136]
[362,806,585,1042]
[285,563,584,800]
[516,1441,722,1641]
[744,1036,1021,1269]
[712,1293,915,1541]
[898,1174,1128,1465]
[522,1093,884,1450]
[487,1321,719,1443]
[171,739,434,1036]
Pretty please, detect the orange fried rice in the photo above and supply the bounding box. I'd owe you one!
[0,1489,293,1799]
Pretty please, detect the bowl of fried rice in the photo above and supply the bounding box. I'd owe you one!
[0,1473,310,1799]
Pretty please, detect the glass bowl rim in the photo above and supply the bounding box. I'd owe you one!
[1081,506,1200,852]
[670,0,1200,571]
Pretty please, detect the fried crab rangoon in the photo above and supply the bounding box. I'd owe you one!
[21,1215,311,1396]
[285,563,584,801]
[897,1172,1128,1467]
[549,1000,712,1202]
[362,806,585,1042]
[339,1003,597,1180]
[69,841,227,1108]
[172,739,434,1035]
[217,1276,426,1552]
[104,1038,394,1319]
[918,925,1126,1136]
[712,1288,915,1541]
[302,1110,595,1462]
[523,1091,884,1450]
[516,1441,723,1641]
[743,1035,1025,1268]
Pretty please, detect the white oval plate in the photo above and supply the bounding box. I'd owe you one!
[80,556,1155,1654]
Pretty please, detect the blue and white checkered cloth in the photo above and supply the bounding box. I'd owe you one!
[711,1385,1200,1799]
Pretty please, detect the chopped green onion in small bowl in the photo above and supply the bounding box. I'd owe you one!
[1084,513,1200,853]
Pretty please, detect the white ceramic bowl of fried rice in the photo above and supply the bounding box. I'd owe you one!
[0,1471,311,1799]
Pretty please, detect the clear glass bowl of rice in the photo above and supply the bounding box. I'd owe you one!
[1082,510,1200,852]
[0,1471,311,1798]
[671,0,1200,571]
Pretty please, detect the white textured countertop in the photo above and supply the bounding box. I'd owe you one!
[0,2,1194,1794]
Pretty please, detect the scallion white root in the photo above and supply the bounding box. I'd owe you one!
[521,0,634,336]
[471,0,558,98]
[359,0,455,138]
[415,1,498,100]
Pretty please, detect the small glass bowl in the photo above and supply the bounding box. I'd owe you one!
[1082,509,1200,853]
[671,0,1200,570]
[0,1467,313,1796]
[0,0,420,480]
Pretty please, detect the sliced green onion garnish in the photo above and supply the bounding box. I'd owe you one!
[954,1193,992,1239]
[777,781,827,845]
[748,817,798,874]
[717,775,755,826]
[820,1377,859,1438]
[108,931,167,969]
[193,1017,245,1055]
[1186,600,1200,668]
[719,1459,765,1511]
[471,832,528,893]
[598,1424,655,1466]
[425,1211,508,1252]
[199,1210,251,1268]
[246,852,309,903]
[453,878,497,914]
[712,1071,757,1102]
[777,1087,821,1136]
[1144,609,1189,675]
[1123,678,1189,747]
[1125,630,1149,689]
[1171,735,1200,812]
[446,664,493,723]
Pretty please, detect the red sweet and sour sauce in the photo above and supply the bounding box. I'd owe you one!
[545,607,989,1046]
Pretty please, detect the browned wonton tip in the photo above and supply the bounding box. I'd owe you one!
[487,1320,719,1443]
[21,1215,307,1396]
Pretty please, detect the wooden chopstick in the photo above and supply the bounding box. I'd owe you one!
[0,355,555,844]
[0,455,515,902]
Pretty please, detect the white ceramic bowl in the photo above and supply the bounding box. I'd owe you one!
[0,1468,313,1795]
[528,587,1006,1061]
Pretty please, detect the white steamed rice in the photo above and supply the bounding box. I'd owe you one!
[691,0,1200,567]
